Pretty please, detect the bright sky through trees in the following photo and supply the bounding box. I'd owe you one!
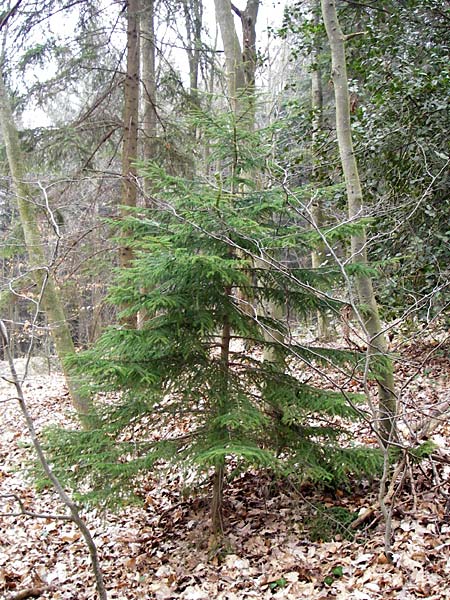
[19,0,287,127]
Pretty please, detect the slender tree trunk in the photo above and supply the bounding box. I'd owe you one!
[213,0,246,112]
[120,0,140,328]
[321,0,397,443]
[140,0,157,196]
[0,66,95,428]
[214,1,283,363]
[182,0,203,170]
[235,0,259,126]
[133,0,157,330]
[136,0,156,330]
[202,27,219,175]
[211,461,225,535]
[89,200,104,343]
[211,308,231,536]
[182,0,203,107]
[310,4,331,340]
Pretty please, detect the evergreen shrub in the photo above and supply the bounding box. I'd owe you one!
[46,115,382,524]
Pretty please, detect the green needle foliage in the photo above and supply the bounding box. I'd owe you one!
[45,114,382,518]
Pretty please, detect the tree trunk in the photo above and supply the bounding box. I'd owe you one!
[310,3,331,340]
[213,0,246,112]
[235,0,259,125]
[140,0,157,195]
[211,455,225,535]
[214,1,283,363]
[182,0,203,107]
[321,0,397,443]
[211,313,231,536]
[0,66,94,428]
[120,0,140,328]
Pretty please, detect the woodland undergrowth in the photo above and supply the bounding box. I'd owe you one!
[1,331,449,599]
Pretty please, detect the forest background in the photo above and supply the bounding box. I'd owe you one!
[0,0,449,599]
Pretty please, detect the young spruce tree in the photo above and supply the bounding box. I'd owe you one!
[51,112,381,535]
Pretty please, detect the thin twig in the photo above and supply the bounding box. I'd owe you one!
[0,493,72,520]
[351,457,406,530]
[0,320,107,600]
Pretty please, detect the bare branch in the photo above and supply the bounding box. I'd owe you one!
[345,31,368,41]
[0,321,108,600]
[0,0,24,32]
[0,493,72,520]
[230,3,242,18]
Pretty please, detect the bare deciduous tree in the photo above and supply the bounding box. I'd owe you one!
[0,64,95,428]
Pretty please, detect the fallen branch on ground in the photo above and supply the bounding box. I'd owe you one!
[7,586,54,600]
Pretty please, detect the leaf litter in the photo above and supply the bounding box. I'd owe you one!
[0,336,449,599]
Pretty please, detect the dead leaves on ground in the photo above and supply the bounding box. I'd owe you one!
[1,338,450,599]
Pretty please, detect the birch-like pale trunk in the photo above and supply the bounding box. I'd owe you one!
[213,0,246,112]
[321,0,397,443]
[0,66,94,428]
[214,1,283,360]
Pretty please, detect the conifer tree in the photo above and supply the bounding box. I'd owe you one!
[49,112,382,534]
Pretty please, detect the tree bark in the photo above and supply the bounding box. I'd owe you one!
[214,0,246,111]
[310,3,331,340]
[231,0,259,124]
[0,65,94,428]
[140,0,157,193]
[211,461,225,535]
[321,0,397,443]
[182,0,203,106]
[214,1,284,364]
[120,0,140,328]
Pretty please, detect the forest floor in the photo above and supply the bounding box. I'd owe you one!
[1,331,450,600]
